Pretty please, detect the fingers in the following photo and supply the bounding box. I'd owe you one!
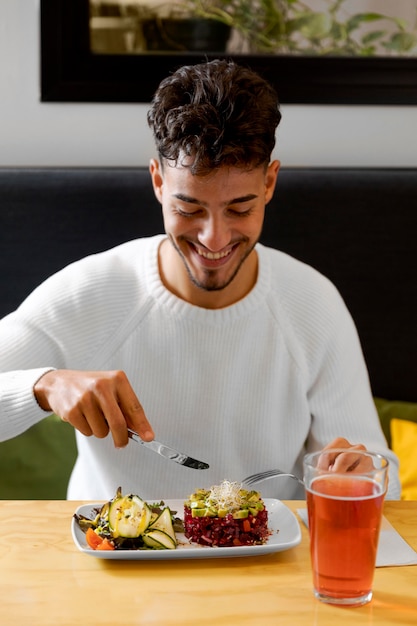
[34,369,154,449]
[85,372,131,448]
[62,388,108,439]
[111,370,155,445]
[75,370,155,448]
[318,438,371,473]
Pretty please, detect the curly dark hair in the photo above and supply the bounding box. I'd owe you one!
[147,59,281,176]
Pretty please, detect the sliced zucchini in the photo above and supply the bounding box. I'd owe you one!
[148,507,177,545]
[108,494,151,538]
[143,529,177,550]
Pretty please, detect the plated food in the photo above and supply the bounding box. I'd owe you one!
[184,480,269,547]
[74,481,268,551]
[73,481,292,557]
[73,486,182,551]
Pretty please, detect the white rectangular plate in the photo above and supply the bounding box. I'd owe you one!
[71,498,301,560]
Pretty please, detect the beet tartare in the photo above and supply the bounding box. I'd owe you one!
[184,480,269,547]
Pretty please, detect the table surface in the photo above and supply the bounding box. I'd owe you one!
[1,499,416,625]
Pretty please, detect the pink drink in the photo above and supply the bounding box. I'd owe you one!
[306,475,384,605]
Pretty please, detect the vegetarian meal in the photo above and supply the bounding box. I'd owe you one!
[74,487,182,551]
[74,481,270,551]
[184,480,269,547]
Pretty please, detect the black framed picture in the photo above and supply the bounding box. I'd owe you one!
[40,0,417,105]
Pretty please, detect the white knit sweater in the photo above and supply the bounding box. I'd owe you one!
[0,235,400,499]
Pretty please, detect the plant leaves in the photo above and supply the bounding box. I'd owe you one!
[361,30,386,45]
[384,32,417,53]
[347,12,388,33]
[288,12,332,39]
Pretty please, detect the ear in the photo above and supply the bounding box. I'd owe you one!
[264,160,280,205]
[149,158,163,204]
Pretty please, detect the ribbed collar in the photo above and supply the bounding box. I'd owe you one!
[145,235,272,325]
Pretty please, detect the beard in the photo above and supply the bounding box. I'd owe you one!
[167,234,257,292]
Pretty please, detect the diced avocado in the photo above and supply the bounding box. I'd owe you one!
[191,507,216,518]
[190,500,206,509]
[185,482,265,523]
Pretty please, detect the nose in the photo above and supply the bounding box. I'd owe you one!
[198,215,231,251]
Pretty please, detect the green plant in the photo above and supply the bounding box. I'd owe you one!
[178,0,417,56]
[285,0,417,56]
[180,0,288,52]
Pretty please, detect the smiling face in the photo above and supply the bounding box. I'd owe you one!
[150,159,280,308]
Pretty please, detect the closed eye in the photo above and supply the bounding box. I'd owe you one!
[226,207,255,217]
[174,207,202,218]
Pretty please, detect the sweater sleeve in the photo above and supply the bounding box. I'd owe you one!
[0,368,56,439]
[270,250,401,499]
[0,241,147,441]
[300,276,401,499]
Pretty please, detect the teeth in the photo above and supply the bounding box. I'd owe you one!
[197,249,231,260]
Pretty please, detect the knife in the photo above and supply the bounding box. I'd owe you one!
[127,429,209,470]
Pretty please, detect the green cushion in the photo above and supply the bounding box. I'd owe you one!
[0,414,77,499]
[374,397,417,448]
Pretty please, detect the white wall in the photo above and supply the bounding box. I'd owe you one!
[1,0,416,168]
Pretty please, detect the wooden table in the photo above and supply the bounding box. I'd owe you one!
[1,500,416,625]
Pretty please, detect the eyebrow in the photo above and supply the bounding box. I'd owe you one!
[173,193,258,206]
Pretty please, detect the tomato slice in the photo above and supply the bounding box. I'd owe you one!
[96,538,115,551]
[86,527,103,550]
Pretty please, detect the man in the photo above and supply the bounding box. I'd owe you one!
[0,60,400,499]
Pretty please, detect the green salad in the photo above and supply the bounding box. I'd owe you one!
[74,487,183,551]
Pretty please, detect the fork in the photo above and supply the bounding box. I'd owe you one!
[241,469,305,488]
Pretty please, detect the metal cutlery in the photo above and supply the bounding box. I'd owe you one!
[127,428,209,470]
[241,468,304,488]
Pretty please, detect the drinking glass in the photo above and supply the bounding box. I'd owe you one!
[303,448,389,607]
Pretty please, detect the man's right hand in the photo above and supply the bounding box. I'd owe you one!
[34,369,154,449]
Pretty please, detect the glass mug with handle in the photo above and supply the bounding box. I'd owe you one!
[303,448,389,607]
